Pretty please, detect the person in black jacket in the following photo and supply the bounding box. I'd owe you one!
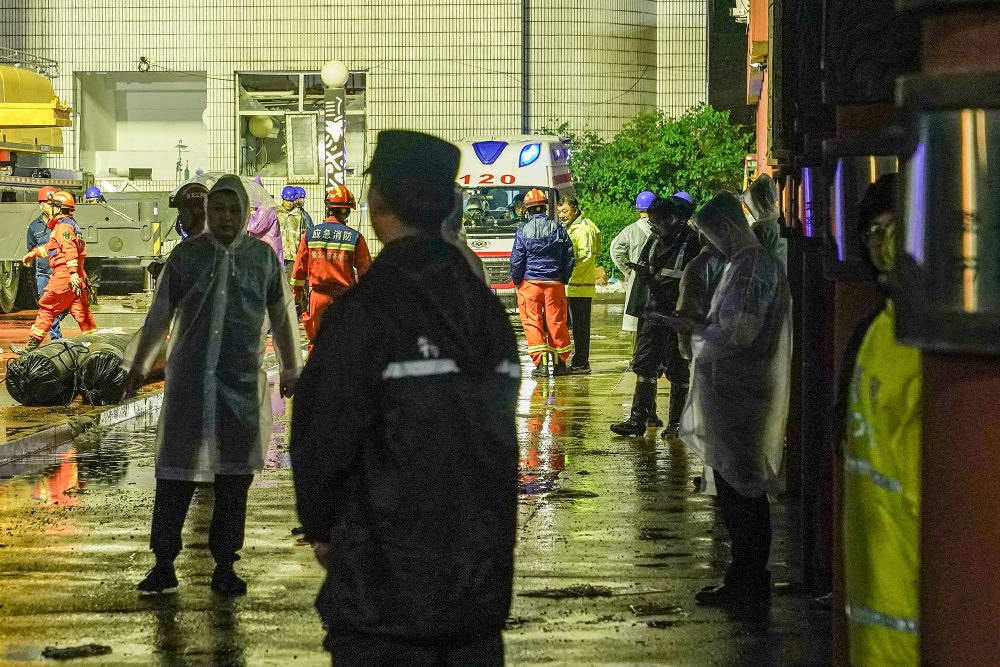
[611,194,699,437]
[290,130,520,666]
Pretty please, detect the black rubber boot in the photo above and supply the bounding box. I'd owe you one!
[661,384,689,437]
[611,380,656,436]
[553,359,571,377]
[10,337,41,356]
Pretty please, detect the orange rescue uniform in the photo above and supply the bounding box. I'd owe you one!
[290,217,372,340]
[517,280,572,365]
[30,215,96,339]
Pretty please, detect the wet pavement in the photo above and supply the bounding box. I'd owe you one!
[0,304,831,665]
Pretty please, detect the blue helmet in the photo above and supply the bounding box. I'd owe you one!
[281,185,298,202]
[85,186,103,200]
[672,191,692,203]
[295,186,306,200]
[635,190,656,211]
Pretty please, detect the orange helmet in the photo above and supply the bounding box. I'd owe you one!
[50,190,75,212]
[37,185,57,202]
[325,185,356,210]
[523,188,547,208]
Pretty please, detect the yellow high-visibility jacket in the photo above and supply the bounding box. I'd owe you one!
[565,215,601,298]
[844,303,922,667]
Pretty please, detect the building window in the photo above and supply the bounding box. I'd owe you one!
[236,71,366,180]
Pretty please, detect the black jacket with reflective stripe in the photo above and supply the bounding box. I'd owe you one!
[292,234,520,639]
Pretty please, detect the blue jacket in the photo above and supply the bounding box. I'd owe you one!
[27,215,52,277]
[509,214,575,285]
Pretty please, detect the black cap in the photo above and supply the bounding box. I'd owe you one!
[366,130,460,231]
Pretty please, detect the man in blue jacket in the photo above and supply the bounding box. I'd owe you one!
[510,188,575,377]
[26,186,65,340]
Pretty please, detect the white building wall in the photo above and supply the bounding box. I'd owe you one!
[11,0,707,179]
[657,0,709,115]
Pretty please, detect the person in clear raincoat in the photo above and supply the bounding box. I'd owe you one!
[122,174,302,596]
[670,191,792,618]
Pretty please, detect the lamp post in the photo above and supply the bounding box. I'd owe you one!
[321,60,349,194]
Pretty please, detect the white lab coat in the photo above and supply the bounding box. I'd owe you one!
[610,218,653,332]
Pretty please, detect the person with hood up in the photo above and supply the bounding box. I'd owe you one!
[610,193,700,437]
[742,174,787,266]
[610,190,657,334]
[291,130,519,665]
[247,194,284,263]
[509,188,576,377]
[837,174,922,666]
[122,174,302,596]
[669,191,792,618]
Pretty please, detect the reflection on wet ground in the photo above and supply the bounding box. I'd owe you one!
[0,305,830,665]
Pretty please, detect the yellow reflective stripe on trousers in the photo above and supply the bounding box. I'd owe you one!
[846,602,918,635]
[290,278,305,287]
[551,344,573,354]
[845,455,903,493]
[527,344,549,353]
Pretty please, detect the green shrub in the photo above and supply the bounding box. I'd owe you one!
[546,104,752,211]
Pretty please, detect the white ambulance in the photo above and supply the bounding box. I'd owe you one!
[456,136,575,305]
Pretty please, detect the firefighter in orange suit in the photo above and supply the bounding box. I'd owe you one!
[509,188,576,378]
[290,186,373,341]
[13,191,97,354]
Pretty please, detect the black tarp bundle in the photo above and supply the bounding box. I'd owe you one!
[5,340,89,406]
[76,331,135,405]
[5,328,159,407]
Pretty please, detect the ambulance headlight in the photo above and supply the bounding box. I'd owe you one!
[519,143,541,167]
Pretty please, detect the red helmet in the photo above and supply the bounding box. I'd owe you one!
[325,185,356,210]
[50,190,75,212]
[37,185,57,202]
[524,188,547,208]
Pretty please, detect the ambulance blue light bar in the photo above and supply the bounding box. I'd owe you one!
[473,141,507,165]
[519,143,541,167]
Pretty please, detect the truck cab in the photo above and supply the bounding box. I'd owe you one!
[456,136,574,305]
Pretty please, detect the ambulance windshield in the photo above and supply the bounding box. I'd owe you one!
[461,186,540,233]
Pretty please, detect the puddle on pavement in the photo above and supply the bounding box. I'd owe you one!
[2,371,574,505]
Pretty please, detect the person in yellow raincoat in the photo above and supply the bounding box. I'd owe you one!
[841,173,921,666]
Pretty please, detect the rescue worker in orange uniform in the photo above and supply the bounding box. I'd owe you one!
[510,188,575,377]
[290,185,372,342]
[13,191,97,354]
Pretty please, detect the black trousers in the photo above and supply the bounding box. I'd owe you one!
[326,630,503,667]
[567,296,593,367]
[713,470,772,588]
[632,319,689,385]
[150,474,254,566]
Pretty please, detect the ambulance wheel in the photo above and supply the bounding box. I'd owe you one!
[0,261,21,313]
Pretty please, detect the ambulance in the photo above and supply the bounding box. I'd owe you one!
[456,136,575,306]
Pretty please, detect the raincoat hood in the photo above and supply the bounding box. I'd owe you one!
[742,174,780,224]
[207,175,251,246]
[693,192,758,260]
[752,218,782,253]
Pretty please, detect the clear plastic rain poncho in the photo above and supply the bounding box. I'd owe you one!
[123,175,302,482]
[679,192,792,497]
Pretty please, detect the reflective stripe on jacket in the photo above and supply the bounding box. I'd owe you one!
[844,304,921,667]
[290,219,372,298]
